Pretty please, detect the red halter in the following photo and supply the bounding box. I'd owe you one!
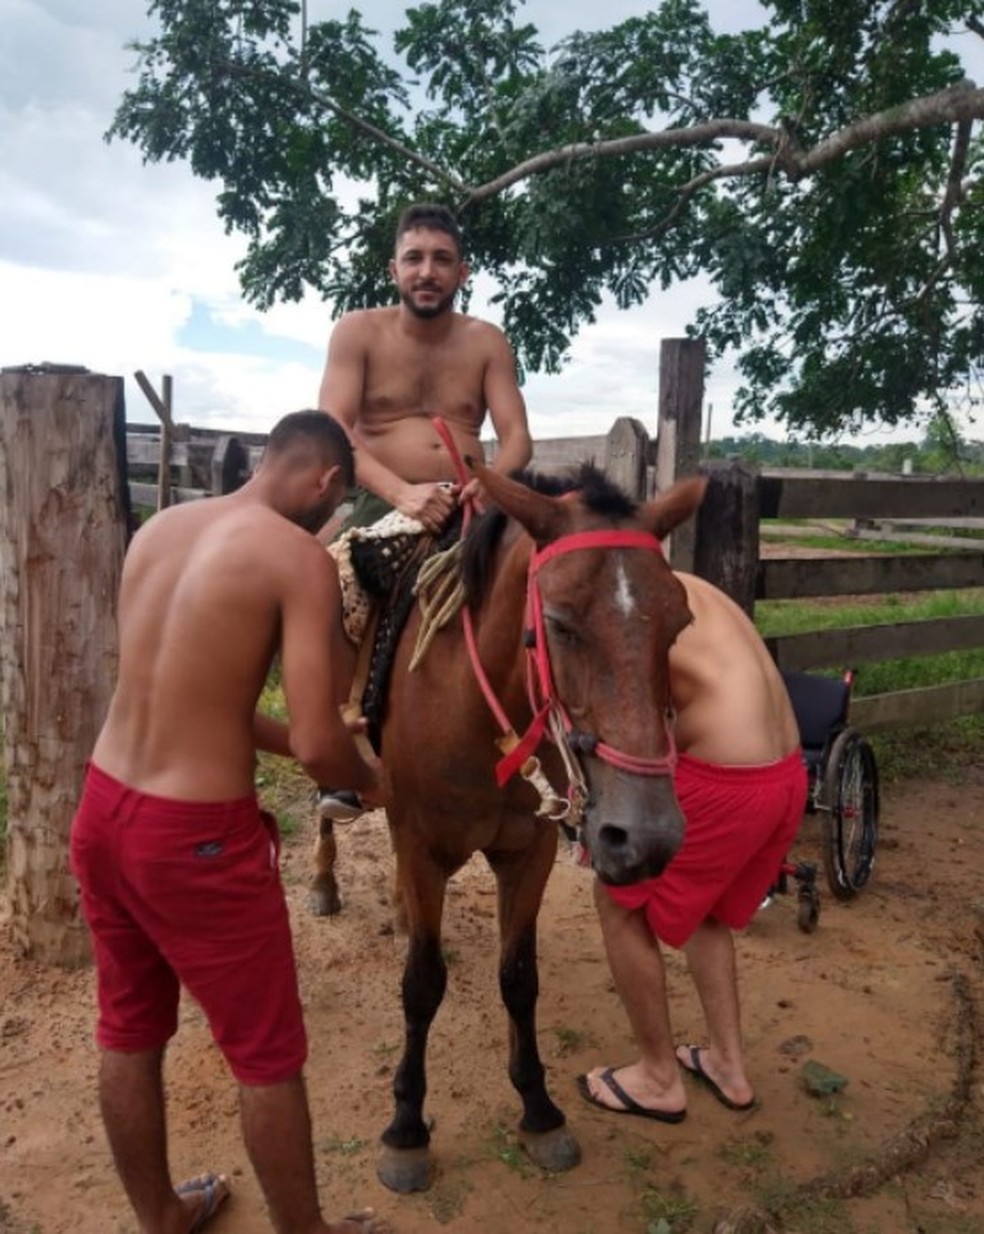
[429,416,677,793]
[503,528,678,782]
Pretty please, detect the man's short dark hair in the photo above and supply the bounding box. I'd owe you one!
[266,410,355,488]
[394,203,464,259]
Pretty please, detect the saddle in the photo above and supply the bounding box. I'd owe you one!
[329,510,464,751]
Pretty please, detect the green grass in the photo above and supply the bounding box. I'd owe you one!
[760,527,933,555]
[553,1025,587,1055]
[756,586,984,781]
[485,1123,535,1178]
[318,1135,368,1156]
[756,589,984,695]
[638,1184,699,1232]
[756,588,984,640]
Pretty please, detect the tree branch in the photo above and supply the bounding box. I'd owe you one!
[797,83,984,173]
[461,82,984,203]
[611,155,777,244]
[220,59,470,195]
[463,119,784,202]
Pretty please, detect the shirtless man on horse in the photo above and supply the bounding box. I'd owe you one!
[317,201,533,533]
[309,202,533,842]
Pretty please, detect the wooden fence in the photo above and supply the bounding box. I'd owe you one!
[124,414,984,732]
[692,460,984,731]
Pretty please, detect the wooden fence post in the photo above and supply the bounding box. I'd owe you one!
[0,366,128,964]
[211,435,250,495]
[134,370,174,510]
[693,461,761,616]
[654,338,706,570]
[604,417,649,500]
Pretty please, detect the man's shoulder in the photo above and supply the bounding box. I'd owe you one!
[450,313,512,357]
[457,312,507,338]
[335,306,398,334]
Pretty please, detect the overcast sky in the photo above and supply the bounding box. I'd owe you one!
[0,0,972,446]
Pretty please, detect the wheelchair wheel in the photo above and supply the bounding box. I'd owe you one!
[820,728,879,900]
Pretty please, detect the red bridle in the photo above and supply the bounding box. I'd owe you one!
[430,417,677,797]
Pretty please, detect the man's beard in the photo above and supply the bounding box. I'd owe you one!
[400,286,457,319]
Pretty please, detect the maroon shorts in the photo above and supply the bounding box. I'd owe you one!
[602,750,808,948]
[70,763,307,1085]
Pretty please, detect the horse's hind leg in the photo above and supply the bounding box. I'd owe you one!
[308,813,341,917]
[491,833,581,1174]
[378,848,448,1194]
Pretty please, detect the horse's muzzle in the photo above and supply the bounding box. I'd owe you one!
[582,773,685,886]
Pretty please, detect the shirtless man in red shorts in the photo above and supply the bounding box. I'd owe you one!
[577,571,807,1122]
[70,412,394,1234]
[317,201,532,533]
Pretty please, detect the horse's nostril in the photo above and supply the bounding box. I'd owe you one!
[599,824,629,851]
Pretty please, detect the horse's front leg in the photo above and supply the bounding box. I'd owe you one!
[378,847,448,1194]
[308,812,341,917]
[492,833,582,1174]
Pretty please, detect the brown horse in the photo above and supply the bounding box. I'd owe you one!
[321,461,705,1193]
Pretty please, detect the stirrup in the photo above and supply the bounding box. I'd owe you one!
[317,789,366,824]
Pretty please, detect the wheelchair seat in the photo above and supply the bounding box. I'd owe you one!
[781,670,851,776]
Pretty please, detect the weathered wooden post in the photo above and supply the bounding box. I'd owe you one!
[604,417,649,500]
[692,461,761,616]
[0,366,128,964]
[134,369,174,510]
[654,338,706,568]
[211,434,251,495]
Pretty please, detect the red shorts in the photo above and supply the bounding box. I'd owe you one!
[70,763,307,1085]
[602,751,808,948]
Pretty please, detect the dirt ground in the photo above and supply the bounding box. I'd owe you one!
[2,764,983,1234]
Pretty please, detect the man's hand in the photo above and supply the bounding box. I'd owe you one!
[458,476,486,511]
[396,481,459,534]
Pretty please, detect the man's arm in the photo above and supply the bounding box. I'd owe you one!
[277,538,386,804]
[254,713,291,756]
[458,326,532,507]
[483,327,533,477]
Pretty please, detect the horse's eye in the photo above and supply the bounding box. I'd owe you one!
[546,616,578,646]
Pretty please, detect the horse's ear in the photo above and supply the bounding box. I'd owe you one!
[470,462,568,545]
[640,475,708,539]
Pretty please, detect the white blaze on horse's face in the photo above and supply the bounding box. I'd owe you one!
[613,558,636,618]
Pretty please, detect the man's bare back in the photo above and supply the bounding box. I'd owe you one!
[92,418,382,804]
[670,572,800,765]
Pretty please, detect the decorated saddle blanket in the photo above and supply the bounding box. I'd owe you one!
[327,496,463,748]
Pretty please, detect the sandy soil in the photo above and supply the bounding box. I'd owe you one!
[2,765,983,1234]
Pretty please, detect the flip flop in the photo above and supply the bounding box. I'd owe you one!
[175,1173,230,1233]
[576,1067,686,1123]
[676,1045,756,1111]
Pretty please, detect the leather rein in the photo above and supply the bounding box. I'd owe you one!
[431,418,677,828]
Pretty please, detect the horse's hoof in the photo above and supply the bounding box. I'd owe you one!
[308,882,342,917]
[377,1144,434,1193]
[519,1124,581,1173]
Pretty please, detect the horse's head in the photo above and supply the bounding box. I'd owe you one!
[470,462,706,886]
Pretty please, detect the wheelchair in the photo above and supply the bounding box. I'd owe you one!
[771,669,881,932]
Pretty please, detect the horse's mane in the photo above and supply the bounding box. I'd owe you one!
[462,464,638,608]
